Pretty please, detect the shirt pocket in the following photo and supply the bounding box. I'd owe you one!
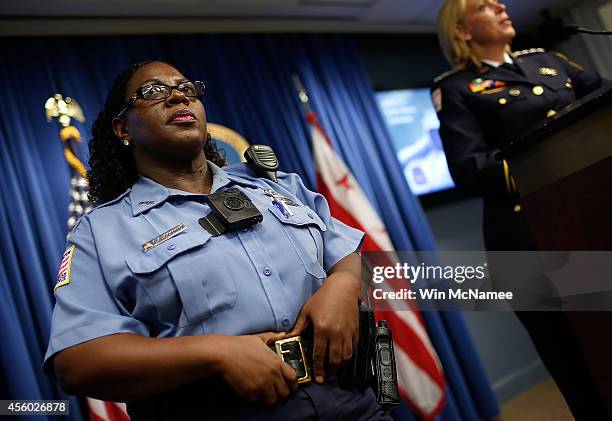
[125,229,238,328]
[268,204,327,279]
[495,94,532,137]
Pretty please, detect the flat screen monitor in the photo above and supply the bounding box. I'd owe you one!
[375,88,455,196]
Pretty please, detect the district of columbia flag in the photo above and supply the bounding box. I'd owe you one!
[306,111,446,420]
[86,398,129,421]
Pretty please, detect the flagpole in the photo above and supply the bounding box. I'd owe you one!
[291,74,313,115]
[45,92,129,421]
[45,94,87,178]
[44,94,91,231]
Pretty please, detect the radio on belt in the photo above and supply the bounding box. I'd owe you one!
[373,320,400,410]
[199,188,263,236]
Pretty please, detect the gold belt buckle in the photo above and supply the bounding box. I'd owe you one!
[274,336,311,384]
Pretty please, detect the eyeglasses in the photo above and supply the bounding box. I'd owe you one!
[116,80,205,118]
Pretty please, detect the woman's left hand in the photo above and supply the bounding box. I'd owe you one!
[288,253,361,384]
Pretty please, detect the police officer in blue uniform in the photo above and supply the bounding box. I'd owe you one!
[44,60,391,420]
[434,1,608,419]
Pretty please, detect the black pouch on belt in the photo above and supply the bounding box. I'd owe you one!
[337,303,375,389]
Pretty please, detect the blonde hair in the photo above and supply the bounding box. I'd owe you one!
[437,0,480,70]
[437,0,512,70]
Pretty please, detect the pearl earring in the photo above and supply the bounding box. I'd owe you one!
[122,138,130,146]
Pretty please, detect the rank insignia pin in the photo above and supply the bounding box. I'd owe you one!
[539,67,558,76]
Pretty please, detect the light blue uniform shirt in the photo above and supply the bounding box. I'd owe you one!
[44,162,364,373]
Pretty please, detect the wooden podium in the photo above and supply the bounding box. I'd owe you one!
[500,87,612,415]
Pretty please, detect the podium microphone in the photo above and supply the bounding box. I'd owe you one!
[563,23,612,36]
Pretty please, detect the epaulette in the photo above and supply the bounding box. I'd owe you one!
[67,215,87,241]
[90,188,131,212]
[554,51,583,70]
[224,162,292,186]
[512,48,546,57]
[434,68,461,84]
[223,162,257,179]
[65,189,131,241]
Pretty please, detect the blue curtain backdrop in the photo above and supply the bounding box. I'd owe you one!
[0,34,498,421]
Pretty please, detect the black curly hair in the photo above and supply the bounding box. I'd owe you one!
[87,60,226,206]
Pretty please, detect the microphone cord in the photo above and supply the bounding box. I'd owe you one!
[564,24,612,35]
[576,27,612,35]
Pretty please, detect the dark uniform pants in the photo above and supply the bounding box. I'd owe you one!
[484,201,609,420]
[128,379,392,421]
[514,311,609,420]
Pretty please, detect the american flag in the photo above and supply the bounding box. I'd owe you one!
[307,111,446,420]
[62,129,129,421]
[67,175,91,233]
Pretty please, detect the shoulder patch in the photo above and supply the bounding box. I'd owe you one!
[434,68,461,84]
[54,245,75,292]
[512,48,546,58]
[431,88,442,112]
[67,215,86,240]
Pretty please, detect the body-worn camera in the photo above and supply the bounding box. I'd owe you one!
[199,188,263,236]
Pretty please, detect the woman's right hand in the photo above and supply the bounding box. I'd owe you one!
[214,332,299,405]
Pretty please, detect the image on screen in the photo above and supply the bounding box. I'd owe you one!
[375,88,455,196]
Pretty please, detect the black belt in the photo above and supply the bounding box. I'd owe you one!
[269,336,313,384]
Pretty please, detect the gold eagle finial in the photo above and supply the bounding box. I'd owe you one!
[45,94,85,128]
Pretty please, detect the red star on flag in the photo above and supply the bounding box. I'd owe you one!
[306,110,445,420]
[335,174,352,190]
